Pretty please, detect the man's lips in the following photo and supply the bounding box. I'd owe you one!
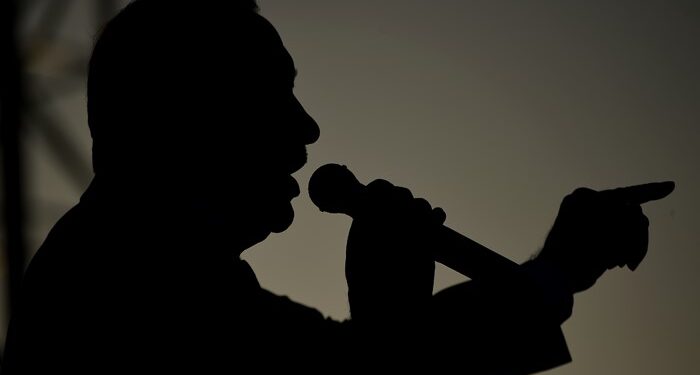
[287,175,300,198]
[260,147,306,199]
[284,148,308,175]
[283,148,305,199]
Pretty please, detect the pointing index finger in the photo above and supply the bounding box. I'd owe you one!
[601,181,675,205]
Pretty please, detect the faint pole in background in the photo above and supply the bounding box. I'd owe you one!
[1,0,122,355]
[1,0,26,329]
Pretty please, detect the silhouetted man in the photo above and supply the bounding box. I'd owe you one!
[2,1,673,373]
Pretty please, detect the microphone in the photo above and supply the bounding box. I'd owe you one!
[308,163,520,280]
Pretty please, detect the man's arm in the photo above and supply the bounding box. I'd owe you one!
[432,181,674,373]
[343,179,673,374]
[430,259,573,374]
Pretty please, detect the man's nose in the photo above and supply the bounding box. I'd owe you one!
[293,95,320,145]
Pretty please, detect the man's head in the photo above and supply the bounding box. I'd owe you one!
[87,0,319,250]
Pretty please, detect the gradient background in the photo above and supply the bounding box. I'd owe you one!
[2,1,698,373]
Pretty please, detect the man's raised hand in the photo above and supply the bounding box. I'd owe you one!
[538,181,674,293]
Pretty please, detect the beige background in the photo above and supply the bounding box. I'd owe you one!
[3,1,698,373]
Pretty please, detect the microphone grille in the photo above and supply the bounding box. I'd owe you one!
[308,163,362,214]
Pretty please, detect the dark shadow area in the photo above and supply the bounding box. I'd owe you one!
[2,1,673,373]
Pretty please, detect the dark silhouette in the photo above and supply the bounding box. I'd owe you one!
[2,1,674,373]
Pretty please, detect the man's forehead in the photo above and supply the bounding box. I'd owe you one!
[226,14,297,82]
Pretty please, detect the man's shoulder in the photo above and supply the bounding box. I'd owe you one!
[26,203,91,273]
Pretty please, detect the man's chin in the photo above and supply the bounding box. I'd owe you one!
[268,201,295,233]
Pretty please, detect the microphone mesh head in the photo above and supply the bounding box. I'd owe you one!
[308,163,362,214]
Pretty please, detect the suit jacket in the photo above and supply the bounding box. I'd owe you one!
[3,179,571,373]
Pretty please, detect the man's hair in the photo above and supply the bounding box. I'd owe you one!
[86,0,260,175]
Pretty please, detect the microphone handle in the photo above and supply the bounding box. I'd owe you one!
[433,224,520,280]
[308,163,520,280]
